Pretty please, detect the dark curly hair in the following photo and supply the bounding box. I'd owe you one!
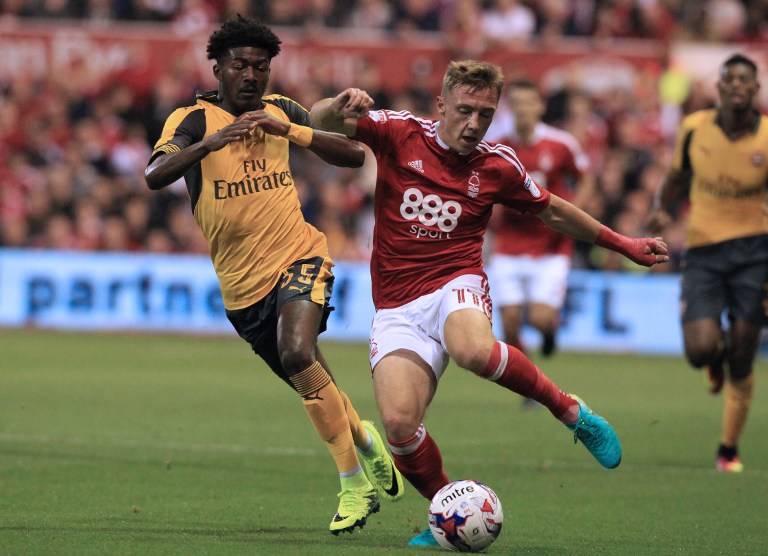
[206,15,282,61]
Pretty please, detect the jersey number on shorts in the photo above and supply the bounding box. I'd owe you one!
[399,187,462,232]
[281,263,317,289]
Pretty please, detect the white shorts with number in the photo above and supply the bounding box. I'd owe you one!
[369,274,491,380]
[487,254,570,309]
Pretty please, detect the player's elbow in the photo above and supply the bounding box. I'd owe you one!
[344,144,366,168]
[317,142,366,168]
[144,167,166,191]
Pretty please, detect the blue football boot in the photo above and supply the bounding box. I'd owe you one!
[567,395,622,469]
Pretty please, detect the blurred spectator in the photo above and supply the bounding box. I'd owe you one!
[303,0,353,28]
[561,0,598,36]
[145,227,176,252]
[480,0,536,47]
[704,0,747,41]
[635,0,677,41]
[264,0,305,26]
[134,0,180,21]
[72,197,103,250]
[171,0,216,33]
[122,193,152,246]
[442,0,485,56]
[39,212,79,250]
[390,0,442,34]
[20,0,86,18]
[110,122,152,183]
[349,0,394,29]
[742,0,768,40]
[143,72,197,146]
[561,90,610,169]
[0,217,29,247]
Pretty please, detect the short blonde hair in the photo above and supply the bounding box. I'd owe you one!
[441,60,504,100]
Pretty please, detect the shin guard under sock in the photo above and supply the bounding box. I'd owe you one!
[478,341,576,420]
[388,424,449,501]
[290,362,361,476]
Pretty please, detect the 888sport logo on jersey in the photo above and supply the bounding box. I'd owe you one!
[400,187,463,239]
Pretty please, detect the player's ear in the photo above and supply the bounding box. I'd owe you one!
[212,63,222,82]
[436,96,445,115]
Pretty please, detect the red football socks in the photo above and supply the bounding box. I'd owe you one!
[479,341,577,422]
[388,424,449,501]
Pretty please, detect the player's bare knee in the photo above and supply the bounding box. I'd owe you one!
[685,350,712,369]
[684,340,720,369]
[450,341,492,372]
[727,347,756,381]
[279,344,316,375]
[380,411,420,442]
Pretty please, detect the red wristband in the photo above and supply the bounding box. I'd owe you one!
[595,225,658,267]
[595,225,629,253]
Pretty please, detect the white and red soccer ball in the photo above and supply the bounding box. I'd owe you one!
[428,480,504,552]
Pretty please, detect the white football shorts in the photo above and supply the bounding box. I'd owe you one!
[369,274,491,380]
[487,253,570,309]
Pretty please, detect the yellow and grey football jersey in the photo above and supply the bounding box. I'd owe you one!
[672,108,768,248]
[151,93,329,309]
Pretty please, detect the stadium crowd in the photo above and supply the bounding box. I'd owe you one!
[3,0,767,43]
[1,1,767,272]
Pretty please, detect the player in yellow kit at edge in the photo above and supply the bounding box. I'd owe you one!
[144,16,403,534]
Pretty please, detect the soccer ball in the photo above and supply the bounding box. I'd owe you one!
[428,480,503,552]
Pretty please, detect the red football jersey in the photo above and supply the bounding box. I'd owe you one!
[355,109,551,309]
[493,122,589,257]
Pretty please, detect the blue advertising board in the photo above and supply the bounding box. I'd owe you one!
[0,249,684,355]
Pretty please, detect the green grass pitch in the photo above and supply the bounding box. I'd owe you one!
[1,329,766,555]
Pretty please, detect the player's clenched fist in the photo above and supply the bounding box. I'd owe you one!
[333,88,374,119]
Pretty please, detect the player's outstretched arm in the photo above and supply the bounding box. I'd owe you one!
[538,194,669,267]
[308,130,366,167]
[310,88,374,137]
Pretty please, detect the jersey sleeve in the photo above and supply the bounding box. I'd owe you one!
[150,107,206,163]
[353,109,399,156]
[492,147,551,214]
[512,171,551,214]
[266,95,312,126]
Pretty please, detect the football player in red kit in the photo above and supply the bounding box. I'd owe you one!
[488,78,596,357]
[311,60,668,546]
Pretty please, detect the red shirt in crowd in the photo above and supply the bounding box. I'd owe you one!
[493,122,589,258]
